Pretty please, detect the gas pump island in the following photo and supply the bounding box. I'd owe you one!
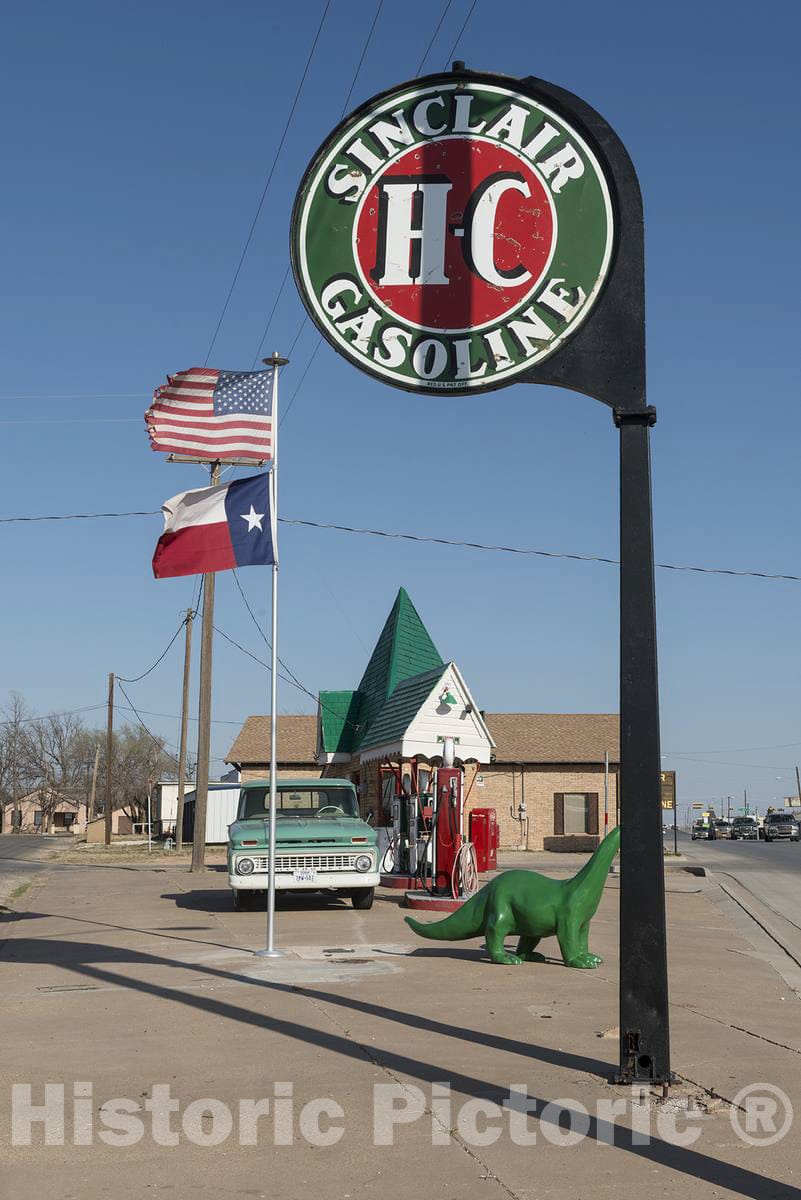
[292,66,671,1084]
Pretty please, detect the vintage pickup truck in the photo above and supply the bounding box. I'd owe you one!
[227,778,379,911]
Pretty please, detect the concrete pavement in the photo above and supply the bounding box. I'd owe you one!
[2,853,801,1199]
[0,835,61,907]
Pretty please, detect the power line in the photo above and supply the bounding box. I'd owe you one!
[250,0,385,373]
[116,611,194,684]
[665,741,801,755]
[416,0,456,72]
[0,417,141,426]
[231,569,320,699]
[108,681,181,771]
[277,517,801,584]
[0,393,146,401]
[280,341,321,426]
[0,703,107,727]
[203,0,333,365]
[441,0,478,66]
[1,506,800,584]
[0,510,160,523]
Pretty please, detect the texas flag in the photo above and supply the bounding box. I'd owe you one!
[153,473,276,579]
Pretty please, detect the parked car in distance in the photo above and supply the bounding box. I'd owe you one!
[691,819,715,840]
[713,819,732,839]
[730,816,759,841]
[227,778,379,911]
[762,812,800,843]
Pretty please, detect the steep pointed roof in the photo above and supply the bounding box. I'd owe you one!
[355,588,444,747]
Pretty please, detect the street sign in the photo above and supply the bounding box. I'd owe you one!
[691,803,704,809]
[660,770,676,810]
[292,73,614,395]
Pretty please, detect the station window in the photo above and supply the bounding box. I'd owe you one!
[554,793,599,835]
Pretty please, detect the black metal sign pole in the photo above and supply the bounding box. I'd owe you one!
[615,406,670,1083]
[518,74,672,1084]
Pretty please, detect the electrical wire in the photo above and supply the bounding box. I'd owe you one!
[0,703,107,727]
[203,0,333,365]
[1,507,799,584]
[116,612,194,683]
[441,0,478,66]
[280,342,321,426]
[251,0,385,377]
[228,570,364,733]
[115,681,181,771]
[416,0,456,72]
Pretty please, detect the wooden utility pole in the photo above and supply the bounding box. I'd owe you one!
[795,766,801,807]
[175,607,194,851]
[104,673,114,845]
[89,745,100,822]
[191,464,220,872]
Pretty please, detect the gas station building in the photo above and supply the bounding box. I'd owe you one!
[226,588,619,852]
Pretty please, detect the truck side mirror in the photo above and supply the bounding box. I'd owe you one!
[366,809,375,824]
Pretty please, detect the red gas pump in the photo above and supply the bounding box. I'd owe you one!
[433,767,462,893]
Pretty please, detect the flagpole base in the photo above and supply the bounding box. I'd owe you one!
[254,948,286,959]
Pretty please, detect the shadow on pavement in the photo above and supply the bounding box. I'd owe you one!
[2,933,797,1199]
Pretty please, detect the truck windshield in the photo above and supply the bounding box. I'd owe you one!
[240,787,359,820]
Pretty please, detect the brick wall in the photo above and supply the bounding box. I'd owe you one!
[463,762,619,850]
[239,765,322,783]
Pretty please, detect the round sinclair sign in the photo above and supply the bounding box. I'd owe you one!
[291,72,615,395]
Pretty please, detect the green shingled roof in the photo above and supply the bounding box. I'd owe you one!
[318,690,362,755]
[354,588,444,748]
[359,664,446,751]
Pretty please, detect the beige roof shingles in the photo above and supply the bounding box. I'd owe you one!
[226,715,317,766]
[484,713,619,764]
[226,711,619,768]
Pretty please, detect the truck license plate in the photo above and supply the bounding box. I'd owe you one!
[293,870,317,885]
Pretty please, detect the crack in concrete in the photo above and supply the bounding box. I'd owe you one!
[675,1002,801,1056]
[299,988,524,1200]
[672,1071,745,1114]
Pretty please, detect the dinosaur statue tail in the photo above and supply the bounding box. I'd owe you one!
[404,887,490,941]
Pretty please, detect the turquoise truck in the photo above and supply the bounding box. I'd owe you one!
[227,778,379,911]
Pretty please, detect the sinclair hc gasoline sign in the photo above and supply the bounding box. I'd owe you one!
[291,72,615,394]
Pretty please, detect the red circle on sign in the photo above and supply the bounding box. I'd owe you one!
[355,138,555,331]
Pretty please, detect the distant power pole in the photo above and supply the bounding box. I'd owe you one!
[795,767,801,807]
[105,673,114,845]
[175,608,194,852]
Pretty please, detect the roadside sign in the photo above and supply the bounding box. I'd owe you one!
[292,72,614,395]
[293,63,670,1086]
[660,770,676,810]
[691,803,704,809]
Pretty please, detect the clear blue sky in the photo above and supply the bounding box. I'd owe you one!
[2,0,799,814]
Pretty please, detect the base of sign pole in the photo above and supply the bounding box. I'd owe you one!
[254,948,286,959]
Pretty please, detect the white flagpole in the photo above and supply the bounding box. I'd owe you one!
[258,351,287,959]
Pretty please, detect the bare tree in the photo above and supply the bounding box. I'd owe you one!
[26,712,88,833]
[0,694,34,833]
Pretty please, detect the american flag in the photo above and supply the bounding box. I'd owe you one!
[145,367,274,461]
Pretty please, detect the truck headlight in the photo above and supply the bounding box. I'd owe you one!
[354,854,373,873]
[236,857,255,875]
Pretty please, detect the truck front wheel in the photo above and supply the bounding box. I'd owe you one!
[351,887,375,911]
[232,890,250,911]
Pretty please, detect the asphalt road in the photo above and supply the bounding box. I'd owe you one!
[0,835,56,905]
[676,827,801,933]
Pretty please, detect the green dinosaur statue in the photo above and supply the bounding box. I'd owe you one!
[405,826,620,966]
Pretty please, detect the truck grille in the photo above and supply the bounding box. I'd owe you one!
[246,853,361,873]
